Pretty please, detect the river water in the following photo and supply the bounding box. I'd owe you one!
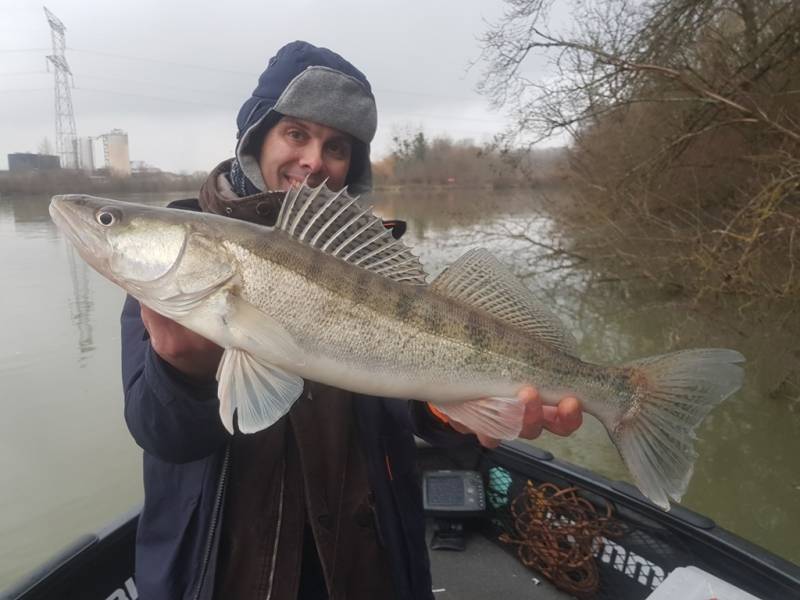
[0,188,798,589]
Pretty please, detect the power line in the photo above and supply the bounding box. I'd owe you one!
[0,71,49,77]
[77,73,244,98]
[2,84,505,134]
[69,47,253,76]
[0,87,50,93]
[3,45,488,104]
[0,43,506,133]
[72,86,231,109]
[69,87,503,127]
[387,111,501,124]
[68,47,478,102]
[0,47,50,53]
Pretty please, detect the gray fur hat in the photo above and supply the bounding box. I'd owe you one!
[235,41,377,194]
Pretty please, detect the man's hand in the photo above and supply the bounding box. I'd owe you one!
[140,305,224,381]
[448,386,583,448]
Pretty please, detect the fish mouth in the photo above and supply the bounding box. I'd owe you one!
[49,195,78,238]
[49,195,111,269]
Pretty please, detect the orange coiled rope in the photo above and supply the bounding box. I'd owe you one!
[499,481,625,598]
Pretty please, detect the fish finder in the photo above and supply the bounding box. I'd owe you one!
[423,470,486,552]
[422,470,486,516]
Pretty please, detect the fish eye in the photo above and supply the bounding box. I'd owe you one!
[96,207,121,226]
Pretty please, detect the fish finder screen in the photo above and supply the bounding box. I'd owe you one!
[426,476,465,506]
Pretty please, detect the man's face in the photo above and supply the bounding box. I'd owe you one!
[258,117,353,191]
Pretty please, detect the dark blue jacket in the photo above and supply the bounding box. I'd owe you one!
[121,41,471,599]
[120,203,472,600]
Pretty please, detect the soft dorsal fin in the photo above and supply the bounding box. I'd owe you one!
[276,182,428,285]
[431,248,578,354]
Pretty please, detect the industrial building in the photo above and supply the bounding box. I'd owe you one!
[72,132,132,175]
[100,129,131,176]
[76,137,95,172]
[8,153,61,171]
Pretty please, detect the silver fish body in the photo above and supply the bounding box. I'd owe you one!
[49,186,744,510]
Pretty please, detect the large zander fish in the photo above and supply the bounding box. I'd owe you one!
[50,183,744,510]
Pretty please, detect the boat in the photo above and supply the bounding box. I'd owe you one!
[2,440,799,600]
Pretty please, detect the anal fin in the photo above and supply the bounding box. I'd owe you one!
[217,348,304,434]
[431,397,524,440]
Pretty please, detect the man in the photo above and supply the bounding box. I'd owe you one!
[121,40,582,600]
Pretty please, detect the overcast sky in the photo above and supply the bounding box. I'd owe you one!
[0,0,562,173]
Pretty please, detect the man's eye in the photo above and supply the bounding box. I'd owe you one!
[287,129,305,141]
[327,142,350,159]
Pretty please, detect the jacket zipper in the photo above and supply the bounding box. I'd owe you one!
[192,444,231,600]
[264,458,286,600]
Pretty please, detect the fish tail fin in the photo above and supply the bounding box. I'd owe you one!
[613,349,744,509]
[431,397,525,441]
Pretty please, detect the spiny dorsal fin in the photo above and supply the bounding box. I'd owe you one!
[276,182,427,285]
[431,248,578,354]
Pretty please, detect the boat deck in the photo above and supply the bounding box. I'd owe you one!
[5,441,800,600]
[427,519,574,600]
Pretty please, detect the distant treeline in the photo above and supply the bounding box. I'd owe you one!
[1,136,566,196]
[372,131,568,189]
[0,169,206,196]
[480,0,800,302]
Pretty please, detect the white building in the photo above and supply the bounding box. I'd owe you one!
[91,137,105,170]
[76,137,95,172]
[100,129,131,176]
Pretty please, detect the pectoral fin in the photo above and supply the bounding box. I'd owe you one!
[431,397,525,440]
[217,348,304,434]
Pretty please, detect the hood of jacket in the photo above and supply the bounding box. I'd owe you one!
[235,41,377,195]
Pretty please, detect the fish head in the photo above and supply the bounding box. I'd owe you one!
[50,195,236,315]
[50,194,192,283]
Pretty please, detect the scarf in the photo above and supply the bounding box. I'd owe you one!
[228,157,263,198]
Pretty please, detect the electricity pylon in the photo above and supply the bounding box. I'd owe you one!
[44,6,78,169]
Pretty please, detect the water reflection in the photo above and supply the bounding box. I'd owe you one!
[7,194,54,224]
[65,244,95,363]
[0,193,142,589]
[369,189,553,236]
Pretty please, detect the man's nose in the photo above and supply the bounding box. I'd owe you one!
[298,143,325,174]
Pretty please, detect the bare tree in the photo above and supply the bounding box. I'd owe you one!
[480,0,799,147]
[38,137,54,156]
[478,0,800,300]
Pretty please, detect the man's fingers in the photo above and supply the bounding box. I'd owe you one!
[477,433,501,449]
[140,305,174,343]
[516,385,538,403]
[520,400,544,439]
[443,388,581,445]
[140,304,167,325]
[559,397,583,431]
[542,397,583,436]
[446,419,499,448]
[448,419,471,435]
